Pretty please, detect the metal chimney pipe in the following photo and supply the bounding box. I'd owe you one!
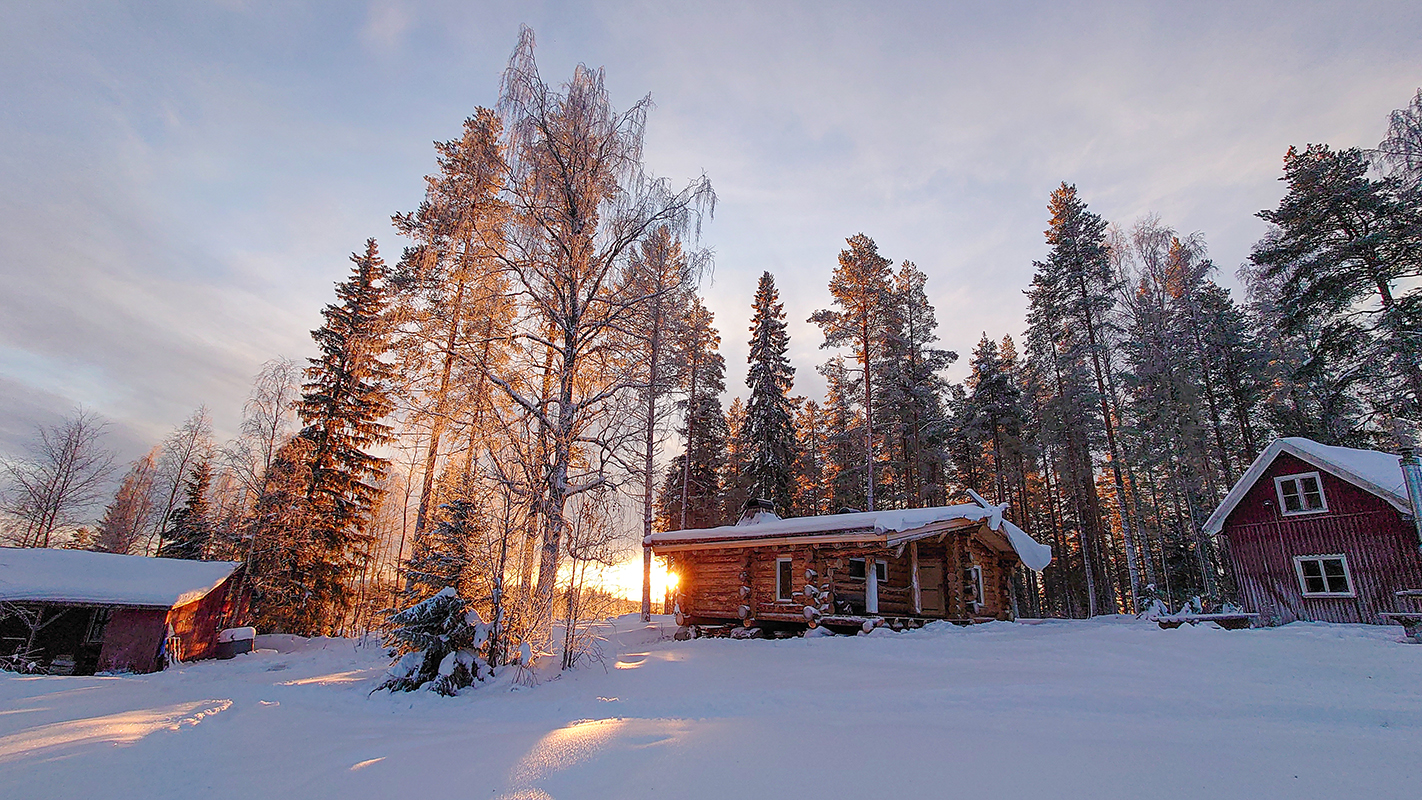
[1400,448,1422,558]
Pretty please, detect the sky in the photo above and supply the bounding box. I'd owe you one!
[2,1,1420,477]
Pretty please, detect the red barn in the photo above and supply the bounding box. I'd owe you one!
[0,547,245,674]
[1204,437,1422,625]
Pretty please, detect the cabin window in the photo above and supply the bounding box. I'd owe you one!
[1275,472,1327,515]
[776,558,794,601]
[86,608,112,644]
[847,558,886,583]
[1293,554,1353,597]
[967,565,985,612]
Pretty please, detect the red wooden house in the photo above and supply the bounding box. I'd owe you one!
[1204,437,1422,625]
[0,547,245,674]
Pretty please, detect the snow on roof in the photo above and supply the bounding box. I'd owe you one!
[1203,437,1412,536]
[647,499,1053,570]
[0,547,241,608]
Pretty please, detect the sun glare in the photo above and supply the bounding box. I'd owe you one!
[592,556,677,602]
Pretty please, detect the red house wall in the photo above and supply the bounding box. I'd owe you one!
[1223,452,1422,624]
[165,573,238,662]
[97,608,168,673]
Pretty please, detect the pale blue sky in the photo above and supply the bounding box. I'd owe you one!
[2,1,1420,464]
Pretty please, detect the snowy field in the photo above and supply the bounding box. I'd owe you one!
[1,616,1419,800]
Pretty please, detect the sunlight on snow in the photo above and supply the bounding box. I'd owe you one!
[0,699,232,763]
[278,670,369,687]
[502,718,629,798]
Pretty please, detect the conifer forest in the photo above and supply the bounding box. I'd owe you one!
[4,26,1422,668]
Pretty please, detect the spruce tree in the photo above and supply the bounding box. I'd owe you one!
[741,272,797,515]
[660,295,727,530]
[157,459,213,560]
[791,400,830,516]
[296,238,395,634]
[722,397,750,523]
[402,472,483,605]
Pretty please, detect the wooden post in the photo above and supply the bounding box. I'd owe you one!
[866,556,879,614]
[911,541,922,614]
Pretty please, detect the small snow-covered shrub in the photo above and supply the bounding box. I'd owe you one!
[375,587,490,696]
[1136,584,1171,619]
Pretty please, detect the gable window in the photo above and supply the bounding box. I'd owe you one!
[1293,554,1354,597]
[776,558,794,601]
[1274,472,1327,515]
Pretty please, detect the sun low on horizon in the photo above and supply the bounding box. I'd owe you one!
[594,556,678,604]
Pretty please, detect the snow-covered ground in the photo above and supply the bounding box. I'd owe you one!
[1,616,1418,799]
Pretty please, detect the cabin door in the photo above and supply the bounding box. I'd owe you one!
[919,562,945,616]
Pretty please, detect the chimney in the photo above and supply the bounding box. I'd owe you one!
[738,498,779,525]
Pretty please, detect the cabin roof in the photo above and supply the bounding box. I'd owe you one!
[647,500,1053,570]
[1203,437,1411,536]
[0,547,241,608]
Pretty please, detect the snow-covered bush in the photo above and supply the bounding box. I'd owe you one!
[375,587,490,696]
[1135,584,1170,619]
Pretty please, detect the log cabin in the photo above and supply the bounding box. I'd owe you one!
[1204,437,1422,626]
[647,497,1052,635]
[0,547,245,674]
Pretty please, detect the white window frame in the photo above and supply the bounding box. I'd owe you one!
[1292,554,1355,598]
[776,557,794,602]
[1274,471,1328,516]
[968,565,985,612]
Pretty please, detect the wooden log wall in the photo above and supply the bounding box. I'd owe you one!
[669,522,1020,626]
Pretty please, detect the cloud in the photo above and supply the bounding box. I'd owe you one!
[0,0,1419,462]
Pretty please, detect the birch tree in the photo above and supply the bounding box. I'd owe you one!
[1,409,115,548]
[488,26,713,616]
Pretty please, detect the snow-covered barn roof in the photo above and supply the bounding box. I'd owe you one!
[1203,437,1411,536]
[0,547,241,608]
[646,498,1053,570]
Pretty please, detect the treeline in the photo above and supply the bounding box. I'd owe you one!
[3,29,1418,640]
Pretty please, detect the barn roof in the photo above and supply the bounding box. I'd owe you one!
[646,497,1053,570]
[1203,437,1411,536]
[0,547,241,608]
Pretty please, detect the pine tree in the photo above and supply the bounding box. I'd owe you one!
[1250,144,1422,419]
[877,261,955,508]
[296,238,396,634]
[819,358,865,512]
[811,234,895,511]
[389,107,510,547]
[157,459,213,560]
[1024,184,1124,615]
[740,272,797,515]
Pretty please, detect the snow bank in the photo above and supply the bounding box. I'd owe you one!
[0,546,240,607]
[1,615,1417,800]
